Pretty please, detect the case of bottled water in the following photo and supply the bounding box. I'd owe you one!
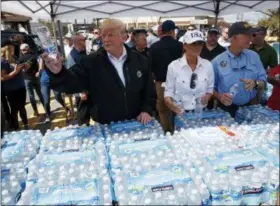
[173,128,279,205]
[175,108,235,130]
[235,105,279,124]
[40,124,104,153]
[114,164,208,205]
[2,130,42,165]
[103,118,164,145]
[1,163,27,205]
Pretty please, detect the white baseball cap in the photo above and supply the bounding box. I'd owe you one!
[20,43,29,50]
[65,33,73,38]
[182,30,205,44]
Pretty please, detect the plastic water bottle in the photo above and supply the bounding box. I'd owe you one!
[230,180,242,205]
[195,97,203,120]
[229,84,238,105]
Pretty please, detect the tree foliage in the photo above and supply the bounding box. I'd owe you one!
[257,8,280,33]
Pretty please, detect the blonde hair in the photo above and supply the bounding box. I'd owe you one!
[1,45,14,63]
[100,19,126,34]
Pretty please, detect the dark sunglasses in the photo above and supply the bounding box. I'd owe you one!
[93,32,99,34]
[190,73,197,89]
[191,41,204,46]
[188,28,194,31]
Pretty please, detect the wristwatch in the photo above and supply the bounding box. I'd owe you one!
[254,80,260,89]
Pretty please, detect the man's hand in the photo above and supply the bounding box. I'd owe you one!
[15,64,26,73]
[173,105,184,115]
[24,63,31,70]
[41,52,63,74]
[137,112,152,125]
[80,92,87,101]
[201,94,211,106]
[240,78,256,91]
[218,93,233,106]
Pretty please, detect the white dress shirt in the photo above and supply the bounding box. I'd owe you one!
[164,56,214,110]
[64,45,73,58]
[218,37,230,47]
[107,46,127,86]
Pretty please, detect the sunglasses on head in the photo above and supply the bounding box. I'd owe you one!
[190,73,197,89]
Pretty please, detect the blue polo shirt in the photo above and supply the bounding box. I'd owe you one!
[212,47,266,106]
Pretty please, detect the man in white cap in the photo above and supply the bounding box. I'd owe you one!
[164,30,214,116]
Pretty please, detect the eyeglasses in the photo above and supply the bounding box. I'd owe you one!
[93,32,99,34]
[188,28,194,31]
[190,73,197,89]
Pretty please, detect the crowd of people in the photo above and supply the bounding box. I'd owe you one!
[1,18,279,134]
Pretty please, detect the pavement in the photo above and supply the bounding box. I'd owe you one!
[17,94,94,135]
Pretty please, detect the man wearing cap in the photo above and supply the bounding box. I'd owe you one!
[149,20,183,132]
[18,43,44,117]
[212,22,266,117]
[250,26,278,104]
[164,30,214,117]
[200,28,225,61]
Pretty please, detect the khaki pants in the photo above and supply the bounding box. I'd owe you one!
[251,83,265,105]
[156,82,173,133]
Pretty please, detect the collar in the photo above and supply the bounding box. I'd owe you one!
[161,36,174,41]
[72,47,86,54]
[179,55,203,70]
[250,41,269,51]
[107,46,127,61]
[226,47,245,59]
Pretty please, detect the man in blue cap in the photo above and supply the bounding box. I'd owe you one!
[149,20,183,132]
[212,22,266,117]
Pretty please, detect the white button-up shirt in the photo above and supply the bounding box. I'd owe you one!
[107,46,127,86]
[164,56,214,110]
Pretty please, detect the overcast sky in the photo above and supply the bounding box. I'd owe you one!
[221,11,268,25]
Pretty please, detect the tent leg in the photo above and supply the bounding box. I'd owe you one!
[214,0,221,27]
[52,19,57,42]
[57,20,65,59]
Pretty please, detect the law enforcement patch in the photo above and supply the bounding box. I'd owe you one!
[220,61,227,68]
[137,71,142,78]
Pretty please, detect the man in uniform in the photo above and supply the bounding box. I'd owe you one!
[212,22,266,117]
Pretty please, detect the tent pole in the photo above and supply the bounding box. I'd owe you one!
[214,0,221,27]
[50,2,57,44]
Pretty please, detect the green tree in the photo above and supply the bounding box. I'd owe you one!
[257,8,280,34]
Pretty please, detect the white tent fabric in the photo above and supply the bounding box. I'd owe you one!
[1,0,279,21]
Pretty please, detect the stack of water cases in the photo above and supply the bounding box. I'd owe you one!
[106,119,209,205]
[103,118,164,144]
[173,126,279,205]
[1,130,42,205]
[235,104,279,124]
[174,108,235,130]
[18,125,113,205]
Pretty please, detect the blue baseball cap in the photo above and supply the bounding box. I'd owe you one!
[162,20,178,32]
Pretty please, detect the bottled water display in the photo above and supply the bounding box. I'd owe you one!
[174,108,235,129]
[1,164,27,205]
[2,130,42,165]
[20,140,112,205]
[40,124,104,153]
[173,128,279,205]
[235,104,279,124]
[114,164,208,205]
[103,118,164,144]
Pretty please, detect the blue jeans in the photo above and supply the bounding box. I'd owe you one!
[25,78,44,113]
[40,82,66,117]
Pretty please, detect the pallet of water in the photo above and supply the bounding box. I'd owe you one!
[172,129,279,205]
[19,140,112,205]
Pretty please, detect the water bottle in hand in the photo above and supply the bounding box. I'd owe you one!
[229,84,238,97]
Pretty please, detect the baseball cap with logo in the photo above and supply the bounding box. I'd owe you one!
[208,28,220,34]
[228,21,257,38]
[183,30,205,44]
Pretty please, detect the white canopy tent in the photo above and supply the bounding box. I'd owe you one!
[1,0,279,22]
[1,0,278,57]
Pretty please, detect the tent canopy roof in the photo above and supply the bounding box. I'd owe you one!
[1,0,279,21]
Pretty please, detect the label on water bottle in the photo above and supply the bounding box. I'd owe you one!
[151,185,174,192]
[235,164,254,171]
[62,149,80,153]
[134,137,151,142]
[242,187,263,195]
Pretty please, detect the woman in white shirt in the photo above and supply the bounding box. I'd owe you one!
[164,30,214,115]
